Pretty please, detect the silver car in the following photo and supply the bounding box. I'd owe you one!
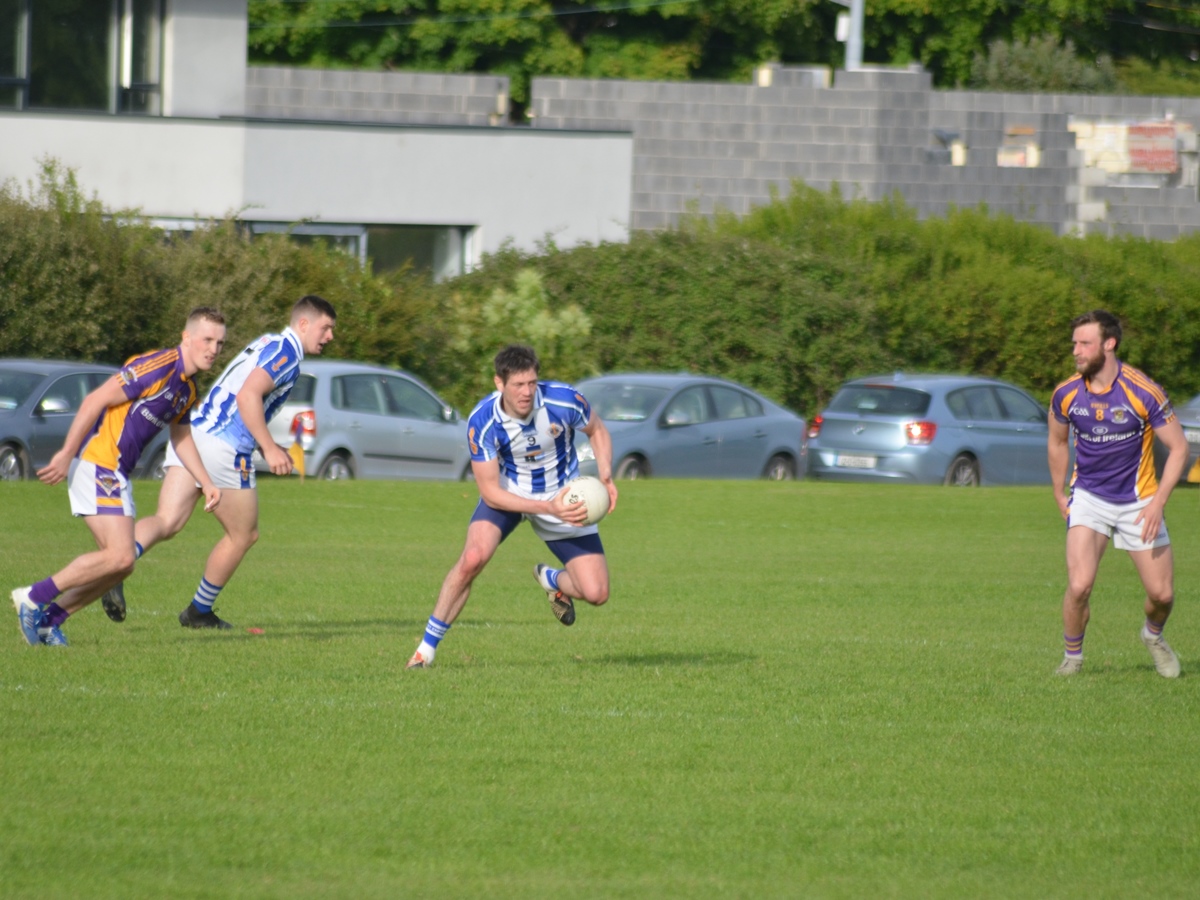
[260,359,471,480]
[0,359,165,481]
[807,373,1051,486]
[1173,393,1200,485]
[573,373,806,480]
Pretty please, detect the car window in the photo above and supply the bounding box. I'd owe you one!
[828,386,931,416]
[947,386,1003,421]
[580,383,669,422]
[995,387,1045,423]
[334,375,386,414]
[290,374,316,405]
[38,373,92,414]
[661,387,709,426]
[384,376,444,422]
[0,371,43,410]
[710,386,762,420]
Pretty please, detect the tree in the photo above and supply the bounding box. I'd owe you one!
[968,36,1118,93]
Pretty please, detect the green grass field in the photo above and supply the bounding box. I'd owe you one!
[2,478,1199,898]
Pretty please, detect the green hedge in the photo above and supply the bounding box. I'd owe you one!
[4,166,1200,417]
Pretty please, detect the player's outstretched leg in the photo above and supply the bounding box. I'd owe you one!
[100,582,127,623]
[534,563,575,626]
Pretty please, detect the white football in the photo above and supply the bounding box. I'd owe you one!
[564,476,609,525]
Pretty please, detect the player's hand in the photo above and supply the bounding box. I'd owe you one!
[550,485,588,525]
[1055,491,1070,521]
[263,442,294,477]
[201,484,222,513]
[1135,499,1166,544]
[602,477,618,515]
[37,449,73,485]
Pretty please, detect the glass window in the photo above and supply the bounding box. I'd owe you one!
[946,386,1003,421]
[0,369,42,409]
[29,0,111,111]
[828,386,931,416]
[384,376,444,421]
[290,374,316,405]
[996,387,1045,423]
[661,387,709,426]
[334,375,386,414]
[120,0,161,113]
[366,225,471,281]
[38,373,91,413]
[1,0,24,80]
[579,382,668,422]
[710,385,762,420]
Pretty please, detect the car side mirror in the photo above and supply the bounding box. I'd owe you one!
[442,407,457,423]
[37,397,71,414]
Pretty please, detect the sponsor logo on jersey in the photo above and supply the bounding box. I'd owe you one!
[1070,406,1090,417]
[1094,426,1108,435]
[1111,407,1128,424]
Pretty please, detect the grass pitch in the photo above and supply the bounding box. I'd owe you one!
[2,478,1199,898]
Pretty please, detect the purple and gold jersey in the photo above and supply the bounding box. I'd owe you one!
[79,347,197,478]
[466,381,590,495]
[1051,362,1175,503]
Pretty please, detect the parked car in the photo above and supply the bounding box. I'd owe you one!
[256,359,471,480]
[806,373,1052,486]
[0,359,165,481]
[572,373,806,480]
[1174,392,1200,484]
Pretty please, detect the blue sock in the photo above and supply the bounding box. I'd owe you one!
[423,616,451,649]
[135,542,144,560]
[191,578,223,613]
[545,568,562,591]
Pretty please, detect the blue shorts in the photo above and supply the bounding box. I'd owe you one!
[470,499,605,563]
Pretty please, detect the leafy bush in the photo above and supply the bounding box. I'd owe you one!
[968,36,1118,93]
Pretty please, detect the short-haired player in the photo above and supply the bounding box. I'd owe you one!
[407,344,618,668]
[1049,309,1189,677]
[11,307,227,645]
[100,295,336,629]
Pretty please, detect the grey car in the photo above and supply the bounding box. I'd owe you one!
[259,359,471,480]
[0,359,166,481]
[572,373,806,480]
[1173,393,1200,485]
[807,373,1051,486]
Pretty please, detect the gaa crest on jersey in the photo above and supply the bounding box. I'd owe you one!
[1111,407,1128,424]
[548,423,563,439]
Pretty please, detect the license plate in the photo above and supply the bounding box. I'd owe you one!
[1186,429,1200,444]
[836,454,877,469]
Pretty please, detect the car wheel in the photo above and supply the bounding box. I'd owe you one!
[616,455,649,480]
[945,454,981,487]
[763,453,795,481]
[460,463,475,482]
[144,447,168,481]
[318,452,354,480]
[0,445,25,481]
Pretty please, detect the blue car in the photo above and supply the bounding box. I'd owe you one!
[806,373,1051,486]
[572,373,806,480]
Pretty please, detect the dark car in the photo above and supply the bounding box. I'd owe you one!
[572,373,806,480]
[0,359,167,481]
[807,373,1051,486]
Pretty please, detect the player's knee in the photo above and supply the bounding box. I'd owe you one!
[109,550,137,577]
[241,528,260,550]
[580,582,609,606]
[459,547,491,579]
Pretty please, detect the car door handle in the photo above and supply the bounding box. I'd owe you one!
[701,437,718,445]
[753,431,768,439]
[402,427,415,435]
[349,421,361,430]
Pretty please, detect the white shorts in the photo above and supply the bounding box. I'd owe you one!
[165,427,256,490]
[1068,487,1169,551]
[68,459,135,518]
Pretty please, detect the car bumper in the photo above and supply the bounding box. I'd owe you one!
[807,445,947,484]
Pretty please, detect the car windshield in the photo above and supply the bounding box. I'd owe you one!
[828,385,931,416]
[581,383,670,421]
[0,371,43,410]
[290,374,316,405]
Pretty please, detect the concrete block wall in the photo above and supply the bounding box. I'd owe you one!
[246,66,508,126]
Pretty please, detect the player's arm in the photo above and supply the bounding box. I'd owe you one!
[37,375,130,485]
[471,457,588,525]
[1137,418,1188,542]
[1047,412,1071,521]
[169,421,221,512]
[579,414,618,514]
[236,367,293,476]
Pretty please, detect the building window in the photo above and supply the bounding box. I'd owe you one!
[366,225,474,281]
[2,0,161,114]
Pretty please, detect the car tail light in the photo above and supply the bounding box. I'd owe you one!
[291,409,316,449]
[904,420,937,445]
[807,414,823,440]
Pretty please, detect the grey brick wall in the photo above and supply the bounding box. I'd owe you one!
[531,66,1200,239]
[246,66,509,126]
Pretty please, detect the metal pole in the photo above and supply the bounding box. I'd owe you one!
[846,0,864,71]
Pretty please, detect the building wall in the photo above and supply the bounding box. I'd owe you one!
[163,0,248,118]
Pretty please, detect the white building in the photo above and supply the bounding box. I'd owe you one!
[0,0,633,279]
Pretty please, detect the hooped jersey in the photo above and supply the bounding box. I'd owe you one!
[466,381,591,495]
[80,347,198,478]
[1051,362,1175,503]
[189,327,304,455]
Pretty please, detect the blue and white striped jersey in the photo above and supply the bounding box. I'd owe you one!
[189,327,304,455]
[466,381,591,495]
